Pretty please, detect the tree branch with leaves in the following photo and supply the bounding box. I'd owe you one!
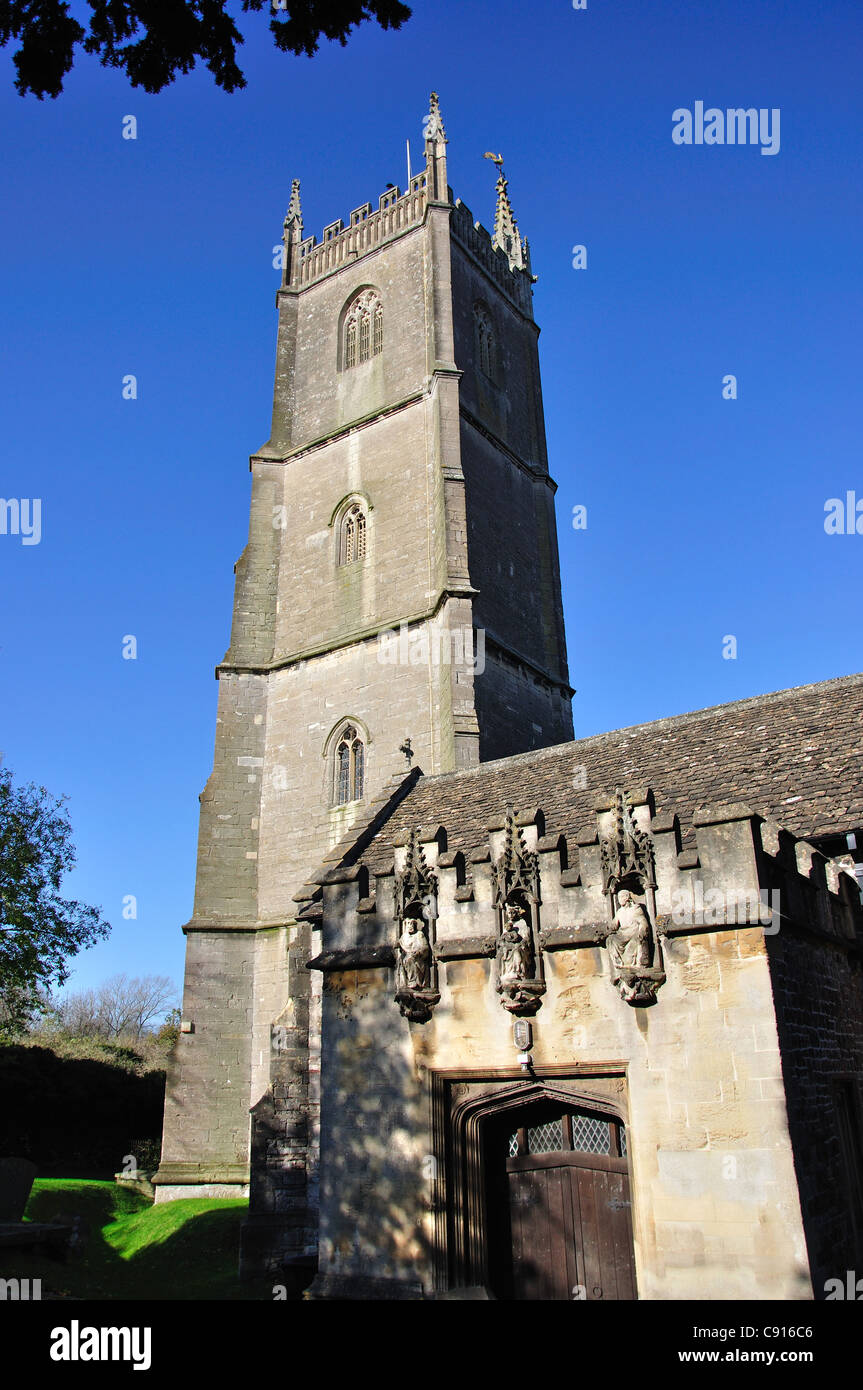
[0,0,412,99]
[0,767,110,1036]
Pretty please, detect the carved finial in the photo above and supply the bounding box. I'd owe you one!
[424,91,447,144]
[284,178,302,232]
[282,179,302,250]
[492,806,539,908]
[600,788,656,899]
[399,737,414,768]
[487,154,527,273]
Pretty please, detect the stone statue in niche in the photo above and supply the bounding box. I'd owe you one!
[495,895,544,1016]
[599,788,666,1005]
[497,902,534,984]
[393,828,441,1023]
[607,890,654,1002]
[491,806,546,1016]
[396,917,432,993]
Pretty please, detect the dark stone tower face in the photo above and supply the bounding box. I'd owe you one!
[155,95,573,1209]
[449,171,572,762]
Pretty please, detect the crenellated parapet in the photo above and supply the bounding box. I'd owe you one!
[307,785,863,1015]
[277,91,535,317]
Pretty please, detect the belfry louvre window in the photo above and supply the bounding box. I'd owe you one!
[507,1111,626,1159]
[335,726,364,804]
[343,289,383,369]
[339,504,367,565]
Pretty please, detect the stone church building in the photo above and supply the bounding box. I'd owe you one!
[154,95,863,1301]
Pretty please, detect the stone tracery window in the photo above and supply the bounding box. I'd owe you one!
[343,289,383,369]
[474,303,496,381]
[339,503,367,565]
[334,725,364,804]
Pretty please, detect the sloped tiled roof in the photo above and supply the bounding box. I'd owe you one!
[349,674,863,877]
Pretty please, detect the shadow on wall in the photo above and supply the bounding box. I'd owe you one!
[316,970,433,1297]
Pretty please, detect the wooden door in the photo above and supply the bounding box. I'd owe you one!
[486,1104,636,1301]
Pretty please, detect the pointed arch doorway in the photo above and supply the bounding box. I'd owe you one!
[438,1078,637,1300]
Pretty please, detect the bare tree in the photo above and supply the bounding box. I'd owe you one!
[52,974,177,1041]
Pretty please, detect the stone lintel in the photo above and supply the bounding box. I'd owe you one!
[540,924,607,951]
[434,935,496,961]
[307,946,395,972]
[152,1162,249,1185]
[181,919,291,934]
[693,802,760,827]
[593,785,651,812]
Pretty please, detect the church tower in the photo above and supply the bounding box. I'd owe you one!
[154,94,573,1214]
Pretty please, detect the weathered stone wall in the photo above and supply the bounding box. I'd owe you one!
[156,667,268,1197]
[156,926,255,1199]
[760,834,863,1296]
[449,236,572,734]
[474,644,572,763]
[306,798,862,1297]
[450,228,546,470]
[269,399,446,661]
[270,222,429,455]
[256,601,477,925]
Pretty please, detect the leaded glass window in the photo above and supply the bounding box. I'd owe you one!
[527,1119,564,1154]
[343,289,383,369]
[334,725,364,805]
[507,1109,627,1159]
[339,504,367,565]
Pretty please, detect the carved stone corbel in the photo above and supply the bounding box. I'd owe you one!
[599,789,666,1005]
[393,829,440,1023]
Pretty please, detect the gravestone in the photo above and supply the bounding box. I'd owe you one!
[0,1158,37,1221]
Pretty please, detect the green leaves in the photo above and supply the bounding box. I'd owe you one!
[0,0,412,97]
[0,768,110,1034]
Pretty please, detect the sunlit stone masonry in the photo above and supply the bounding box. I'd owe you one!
[155,94,863,1302]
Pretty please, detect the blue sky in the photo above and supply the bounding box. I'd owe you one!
[1,0,861,1000]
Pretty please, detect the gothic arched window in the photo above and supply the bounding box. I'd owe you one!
[474,304,496,382]
[339,503,367,565]
[335,725,364,804]
[343,289,383,369]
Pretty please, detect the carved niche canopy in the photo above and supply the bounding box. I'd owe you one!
[393,828,440,1024]
[600,788,656,898]
[599,789,665,1006]
[492,806,545,1016]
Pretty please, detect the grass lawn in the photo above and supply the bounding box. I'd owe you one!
[7,1179,269,1300]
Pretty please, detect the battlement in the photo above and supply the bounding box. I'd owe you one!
[290,180,429,290]
[281,91,535,315]
[450,197,534,315]
[305,789,863,964]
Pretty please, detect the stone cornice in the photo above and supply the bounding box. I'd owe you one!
[253,366,463,466]
[217,588,481,677]
[459,406,556,491]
